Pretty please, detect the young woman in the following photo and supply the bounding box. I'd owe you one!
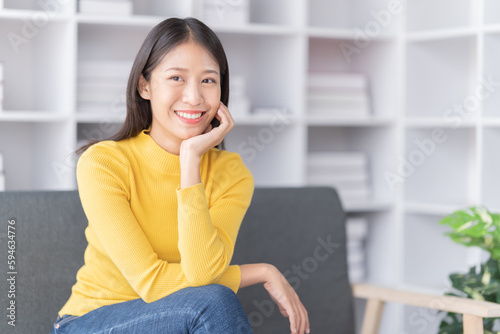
[52,17,309,334]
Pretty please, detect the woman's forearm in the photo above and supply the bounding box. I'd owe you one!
[239,263,275,288]
[179,153,201,190]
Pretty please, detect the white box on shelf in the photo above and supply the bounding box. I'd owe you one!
[79,0,133,16]
[307,93,370,118]
[0,0,3,10]
[0,173,5,191]
[0,151,3,173]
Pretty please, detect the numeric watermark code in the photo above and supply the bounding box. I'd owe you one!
[6,219,16,327]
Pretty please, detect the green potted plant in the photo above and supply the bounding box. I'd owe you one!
[438,206,500,333]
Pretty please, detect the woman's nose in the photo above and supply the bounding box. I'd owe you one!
[182,81,203,106]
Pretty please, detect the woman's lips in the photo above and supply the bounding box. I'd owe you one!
[174,110,206,124]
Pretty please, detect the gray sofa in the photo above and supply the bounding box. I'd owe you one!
[0,187,355,333]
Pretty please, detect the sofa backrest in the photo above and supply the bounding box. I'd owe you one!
[232,187,354,333]
[0,187,354,334]
[0,191,87,334]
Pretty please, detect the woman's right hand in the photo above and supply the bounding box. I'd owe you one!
[263,265,310,334]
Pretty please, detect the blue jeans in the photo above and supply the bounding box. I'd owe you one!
[51,284,252,333]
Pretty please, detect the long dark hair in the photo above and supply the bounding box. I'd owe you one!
[76,17,229,155]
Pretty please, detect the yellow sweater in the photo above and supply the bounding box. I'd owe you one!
[58,129,254,317]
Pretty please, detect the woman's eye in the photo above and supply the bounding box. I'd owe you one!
[202,78,216,84]
[170,76,182,81]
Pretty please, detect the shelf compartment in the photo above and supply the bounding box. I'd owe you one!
[225,123,304,187]
[403,128,476,204]
[481,128,500,211]
[195,0,302,27]
[78,23,150,61]
[403,213,470,290]
[484,0,500,25]
[307,126,396,203]
[0,20,75,112]
[406,0,475,31]
[308,0,401,34]
[482,33,500,118]
[0,121,76,190]
[406,36,477,118]
[2,0,74,14]
[361,211,399,284]
[218,33,302,116]
[308,38,398,119]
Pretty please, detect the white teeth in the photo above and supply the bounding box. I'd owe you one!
[175,111,203,119]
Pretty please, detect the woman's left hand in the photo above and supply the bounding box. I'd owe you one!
[179,102,234,159]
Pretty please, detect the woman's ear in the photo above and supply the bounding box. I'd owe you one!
[137,74,150,100]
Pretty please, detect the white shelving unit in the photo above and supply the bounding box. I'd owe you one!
[1,0,499,332]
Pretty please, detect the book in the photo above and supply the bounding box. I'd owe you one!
[79,0,133,16]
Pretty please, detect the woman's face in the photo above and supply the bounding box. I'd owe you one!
[139,41,221,153]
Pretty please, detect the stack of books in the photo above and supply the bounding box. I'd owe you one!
[77,60,131,114]
[0,152,5,191]
[307,151,371,204]
[228,75,250,117]
[307,72,371,118]
[200,0,249,26]
[78,0,133,16]
[0,61,3,112]
[345,216,368,282]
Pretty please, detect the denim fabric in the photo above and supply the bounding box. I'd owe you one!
[51,284,252,334]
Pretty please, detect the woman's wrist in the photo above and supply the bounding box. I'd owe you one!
[239,263,277,288]
[179,151,201,189]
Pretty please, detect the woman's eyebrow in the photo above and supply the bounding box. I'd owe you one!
[165,67,219,75]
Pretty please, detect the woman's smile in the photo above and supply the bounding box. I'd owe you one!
[174,110,207,124]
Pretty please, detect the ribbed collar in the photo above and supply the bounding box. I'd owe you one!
[132,128,181,174]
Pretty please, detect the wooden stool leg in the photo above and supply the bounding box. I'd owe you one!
[361,299,385,334]
[463,314,484,334]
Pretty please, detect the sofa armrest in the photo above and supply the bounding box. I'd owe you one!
[352,283,500,334]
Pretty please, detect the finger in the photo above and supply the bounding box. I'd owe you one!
[217,102,234,131]
[219,102,235,126]
[297,300,308,334]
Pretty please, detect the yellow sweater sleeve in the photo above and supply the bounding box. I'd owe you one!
[77,143,250,303]
[176,154,254,287]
